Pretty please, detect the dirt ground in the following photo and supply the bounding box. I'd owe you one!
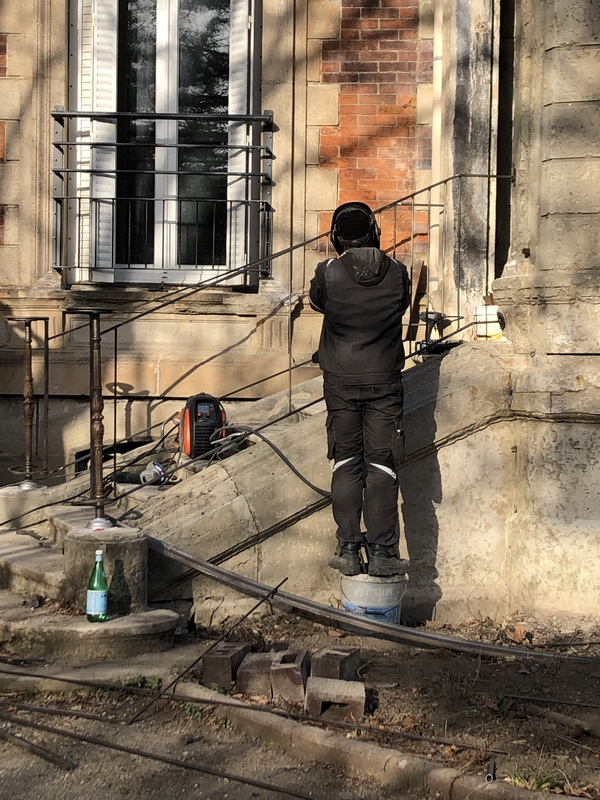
[212,608,600,797]
[0,685,414,800]
[1,608,600,799]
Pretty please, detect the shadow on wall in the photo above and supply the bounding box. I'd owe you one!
[399,356,443,624]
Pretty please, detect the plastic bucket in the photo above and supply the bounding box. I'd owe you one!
[341,574,406,624]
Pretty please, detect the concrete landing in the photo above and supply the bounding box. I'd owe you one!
[0,530,66,600]
[0,590,179,661]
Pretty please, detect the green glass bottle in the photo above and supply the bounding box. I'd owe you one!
[86,549,108,622]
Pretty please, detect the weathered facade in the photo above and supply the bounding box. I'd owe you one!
[0,0,440,476]
[0,0,599,620]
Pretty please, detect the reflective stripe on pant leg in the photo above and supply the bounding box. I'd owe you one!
[369,462,397,481]
[333,456,356,473]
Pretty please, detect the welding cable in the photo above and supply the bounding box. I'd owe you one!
[0,426,180,529]
[209,424,331,498]
[0,712,319,800]
[3,411,182,489]
[150,538,600,664]
[0,396,326,530]
[110,396,330,511]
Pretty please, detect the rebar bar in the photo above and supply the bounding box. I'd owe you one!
[0,711,318,800]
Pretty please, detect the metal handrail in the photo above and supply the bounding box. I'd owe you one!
[7,172,511,517]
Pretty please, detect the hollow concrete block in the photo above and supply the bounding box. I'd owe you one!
[311,646,360,681]
[202,642,251,688]
[236,652,281,697]
[270,649,310,703]
[304,676,365,721]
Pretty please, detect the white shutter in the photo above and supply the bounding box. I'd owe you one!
[90,0,118,273]
[73,0,117,278]
[227,0,251,272]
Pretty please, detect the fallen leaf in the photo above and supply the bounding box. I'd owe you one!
[506,623,530,644]
[401,716,418,729]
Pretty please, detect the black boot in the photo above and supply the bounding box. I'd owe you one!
[329,542,362,576]
[367,544,409,577]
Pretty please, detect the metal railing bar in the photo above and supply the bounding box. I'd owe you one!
[52,169,273,180]
[51,110,273,120]
[48,230,331,345]
[52,140,272,153]
[374,173,512,215]
[49,174,506,347]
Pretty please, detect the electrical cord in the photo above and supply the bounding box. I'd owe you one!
[0,425,179,529]
[209,424,331,498]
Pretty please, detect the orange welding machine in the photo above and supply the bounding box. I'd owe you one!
[178,393,227,459]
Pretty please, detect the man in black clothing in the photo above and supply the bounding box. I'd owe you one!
[309,202,411,578]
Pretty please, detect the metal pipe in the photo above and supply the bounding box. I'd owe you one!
[22,320,35,485]
[65,308,112,529]
[7,316,50,488]
[148,537,599,664]
[89,312,107,523]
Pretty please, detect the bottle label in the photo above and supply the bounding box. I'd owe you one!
[86,590,108,615]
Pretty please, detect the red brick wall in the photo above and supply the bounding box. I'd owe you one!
[318,0,432,249]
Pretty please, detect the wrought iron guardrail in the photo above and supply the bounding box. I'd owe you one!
[6,173,511,522]
[51,108,275,288]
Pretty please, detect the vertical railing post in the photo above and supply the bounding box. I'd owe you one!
[7,316,50,489]
[22,320,35,487]
[66,307,112,530]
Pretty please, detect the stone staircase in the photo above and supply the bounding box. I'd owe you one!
[0,377,327,662]
[0,498,181,661]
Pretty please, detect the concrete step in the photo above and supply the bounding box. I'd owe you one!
[0,589,180,661]
[45,505,108,544]
[45,494,163,545]
[0,530,66,602]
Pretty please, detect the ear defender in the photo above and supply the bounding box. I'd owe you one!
[330,202,381,254]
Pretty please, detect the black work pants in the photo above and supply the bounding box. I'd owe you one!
[323,378,405,549]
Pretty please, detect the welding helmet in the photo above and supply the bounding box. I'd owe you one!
[330,201,381,254]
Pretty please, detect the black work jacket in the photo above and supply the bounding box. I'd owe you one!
[309,247,411,385]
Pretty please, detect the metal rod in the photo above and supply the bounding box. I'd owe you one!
[127,577,288,725]
[42,318,49,473]
[0,712,317,800]
[89,312,106,522]
[0,726,77,771]
[147,538,599,664]
[7,317,50,487]
[22,321,35,483]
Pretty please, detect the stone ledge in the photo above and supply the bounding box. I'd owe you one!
[0,596,179,661]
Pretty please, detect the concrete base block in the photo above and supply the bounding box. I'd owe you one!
[236,652,281,697]
[0,605,179,661]
[63,527,148,616]
[202,642,251,688]
[311,646,360,680]
[270,649,310,703]
[304,676,365,721]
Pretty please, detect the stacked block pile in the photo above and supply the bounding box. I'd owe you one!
[202,642,366,721]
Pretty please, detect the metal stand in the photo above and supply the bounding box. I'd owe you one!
[66,308,113,529]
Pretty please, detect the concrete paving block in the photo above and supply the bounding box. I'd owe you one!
[202,642,251,688]
[236,652,281,697]
[311,646,360,681]
[270,649,310,703]
[304,676,365,721]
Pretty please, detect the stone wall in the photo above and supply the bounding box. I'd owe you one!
[494,0,600,354]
